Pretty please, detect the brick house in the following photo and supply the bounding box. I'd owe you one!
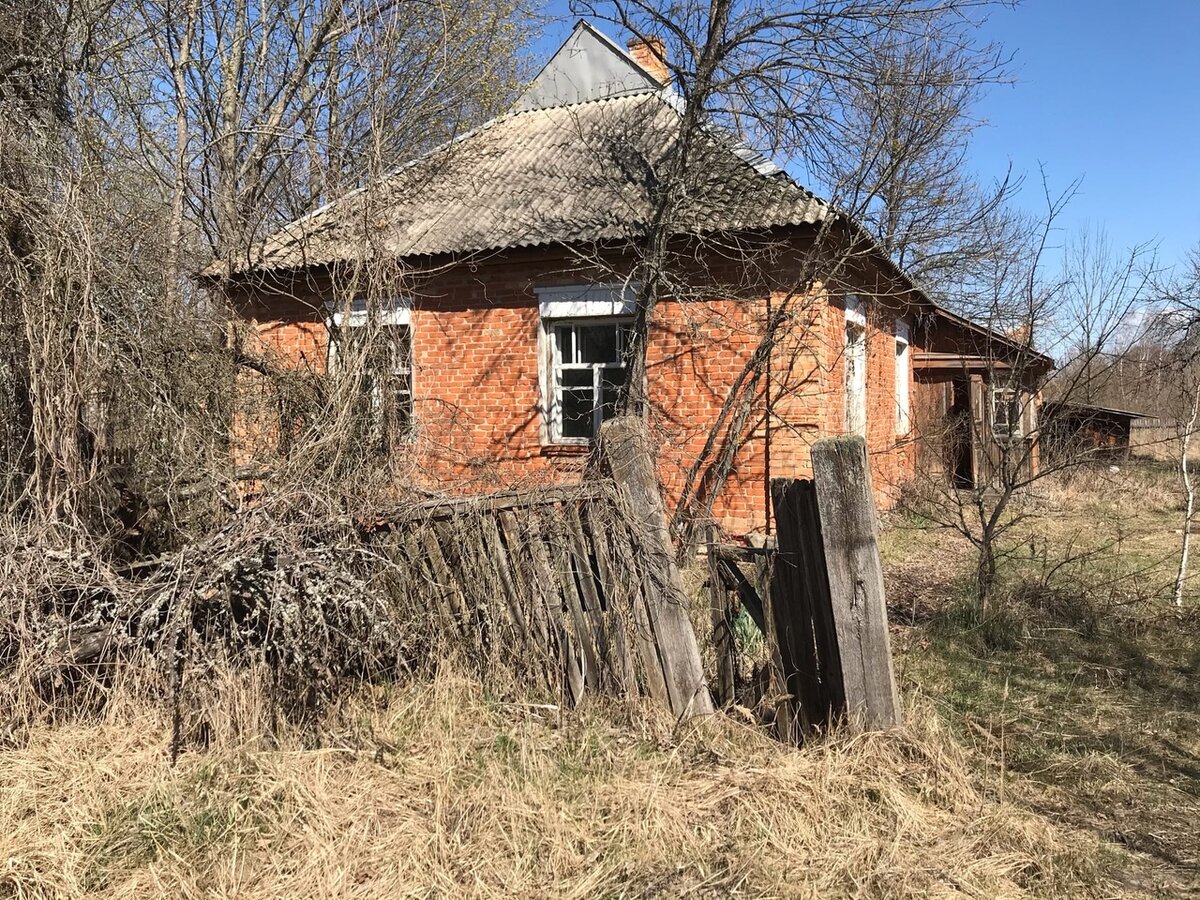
[212,21,1050,538]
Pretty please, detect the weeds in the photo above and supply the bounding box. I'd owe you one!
[0,670,1114,899]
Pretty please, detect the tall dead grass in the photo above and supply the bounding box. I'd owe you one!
[1035,461,1183,517]
[0,669,1116,899]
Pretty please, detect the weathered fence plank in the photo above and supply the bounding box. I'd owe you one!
[599,417,714,718]
[759,437,900,738]
[769,479,829,735]
[707,527,736,708]
[809,436,901,732]
[359,430,714,721]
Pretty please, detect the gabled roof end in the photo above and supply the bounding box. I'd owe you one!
[514,20,664,112]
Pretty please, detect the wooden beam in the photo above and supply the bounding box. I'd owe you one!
[599,417,714,718]
[809,437,902,732]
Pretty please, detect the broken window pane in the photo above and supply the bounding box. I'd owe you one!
[992,388,1021,438]
[599,366,626,421]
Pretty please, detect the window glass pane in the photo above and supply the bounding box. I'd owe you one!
[554,325,576,364]
[561,368,593,388]
[618,322,634,355]
[384,325,411,371]
[394,374,413,433]
[577,323,619,363]
[600,366,626,421]
[561,387,594,438]
[993,390,1019,435]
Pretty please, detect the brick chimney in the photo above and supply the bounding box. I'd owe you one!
[627,35,670,86]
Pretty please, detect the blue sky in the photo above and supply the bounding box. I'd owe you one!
[968,1,1200,271]
[532,2,1199,272]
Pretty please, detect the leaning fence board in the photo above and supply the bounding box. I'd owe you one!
[599,417,714,718]
[810,437,901,731]
[707,527,736,708]
[584,504,638,696]
[769,479,829,735]
[604,509,670,707]
[542,503,601,692]
[497,510,550,646]
[421,529,472,639]
[357,424,713,721]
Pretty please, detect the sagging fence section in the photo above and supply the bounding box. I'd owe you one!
[364,425,898,742]
[364,418,712,720]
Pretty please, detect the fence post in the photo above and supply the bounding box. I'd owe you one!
[769,478,836,738]
[599,417,714,718]
[810,436,902,731]
[707,524,736,708]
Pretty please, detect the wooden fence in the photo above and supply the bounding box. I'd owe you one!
[365,427,897,739]
[364,418,712,719]
[708,436,900,739]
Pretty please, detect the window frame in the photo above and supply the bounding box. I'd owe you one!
[546,317,633,444]
[326,296,415,443]
[895,318,911,435]
[844,295,868,436]
[536,283,638,446]
[990,384,1023,441]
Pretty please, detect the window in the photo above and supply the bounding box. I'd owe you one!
[550,319,631,440]
[895,319,911,435]
[536,282,638,444]
[844,296,867,436]
[991,386,1022,440]
[329,297,413,446]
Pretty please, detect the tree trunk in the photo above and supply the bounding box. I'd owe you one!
[1173,388,1200,606]
[976,531,998,613]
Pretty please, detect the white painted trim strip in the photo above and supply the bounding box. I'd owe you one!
[536,283,637,319]
[330,296,412,327]
[844,294,866,327]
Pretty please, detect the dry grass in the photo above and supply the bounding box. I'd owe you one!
[882,458,1200,895]
[0,668,1113,899]
[1033,463,1184,519]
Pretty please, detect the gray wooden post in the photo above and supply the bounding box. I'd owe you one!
[707,524,736,708]
[600,417,714,718]
[810,436,902,731]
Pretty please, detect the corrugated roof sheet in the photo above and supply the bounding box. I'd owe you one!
[221,91,830,276]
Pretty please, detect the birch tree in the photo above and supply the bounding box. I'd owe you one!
[1152,246,1200,606]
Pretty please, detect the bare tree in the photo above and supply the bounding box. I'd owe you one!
[905,184,1156,608]
[559,0,1025,545]
[0,0,534,541]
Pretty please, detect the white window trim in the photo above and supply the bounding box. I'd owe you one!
[326,297,415,440]
[895,318,911,435]
[536,282,638,319]
[329,296,411,330]
[537,284,636,444]
[844,295,867,436]
[844,293,866,328]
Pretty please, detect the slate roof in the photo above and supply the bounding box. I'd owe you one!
[217,23,830,277]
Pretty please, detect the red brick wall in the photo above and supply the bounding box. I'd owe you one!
[228,243,917,537]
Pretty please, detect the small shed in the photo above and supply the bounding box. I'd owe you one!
[1041,401,1148,462]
